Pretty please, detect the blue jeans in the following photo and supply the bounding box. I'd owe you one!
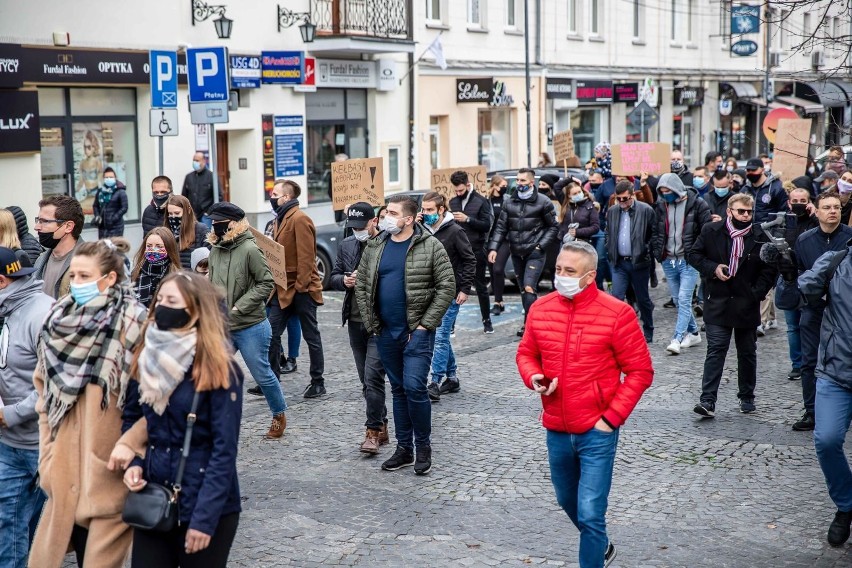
[431,300,460,384]
[591,232,610,290]
[231,319,287,415]
[783,308,802,370]
[286,316,301,359]
[814,378,852,512]
[610,258,654,339]
[547,428,620,568]
[660,258,699,341]
[376,329,435,450]
[0,443,45,568]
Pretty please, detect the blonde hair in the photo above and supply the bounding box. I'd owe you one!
[782,181,796,195]
[728,193,754,208]
[0,209,21,249]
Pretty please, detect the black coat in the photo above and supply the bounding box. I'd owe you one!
[558,199,599,242]
[329,235,366,325]
[5,206,42,264]
[449,191,493,251]
[430,216,475,295]
[92,184,128,237]
[702,190,733,219]
[687,221,777,328]
[182,168,219,220]
[650,190,711,262]
[605,201,655,269]
[142,202,166,235]
[488,190,559,257]
[489,194,506,233]
[177,221,211,269]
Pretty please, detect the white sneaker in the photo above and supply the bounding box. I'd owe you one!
[765,319,778,330]
[681,332,702,348]
[756,324,765,337]
[666,339,682,355]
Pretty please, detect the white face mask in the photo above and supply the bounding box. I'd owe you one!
[352,229,369,242]
[554,272,591,299]
[379,216,403,235]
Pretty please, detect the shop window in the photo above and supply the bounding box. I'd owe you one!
[388,146,401,184]
[429,116,441,170]
[70,88,136,116]
[570,108,604,163]
[478,109,512,171]
[38,88,65,116]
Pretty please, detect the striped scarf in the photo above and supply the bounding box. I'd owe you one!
[39,285,146,439]
[137,325,197,415]
[725,217,752,277]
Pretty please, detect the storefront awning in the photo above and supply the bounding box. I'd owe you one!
[724,82,759,98]
[775,95,824,114]
[807,81,848,107]
[747,97,793,110]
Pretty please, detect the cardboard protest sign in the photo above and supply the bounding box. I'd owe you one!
[430,165,488,200]
[772,118,812,182]
[331,157,385,211]
[248,226,287,289]
[610,142,671,176]
[552,130,581,168]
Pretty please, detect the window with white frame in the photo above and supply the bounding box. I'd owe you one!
[506,0,517,28]
[632,0,645,40]
[589,0,600,36]
[803,12,812,53]
[568,0,578,34]
[468,0,484,27]
[779,10,789,50]
[687,0,696,43]
[388,146,401,184]
[426,0,441,23]
[671,0,679,41]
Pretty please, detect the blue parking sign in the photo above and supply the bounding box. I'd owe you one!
[187,47,230,103]
[149,50,178,108]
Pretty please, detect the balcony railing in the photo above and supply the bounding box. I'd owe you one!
[310,0,412,40]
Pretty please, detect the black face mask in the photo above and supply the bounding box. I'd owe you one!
[213,222,230,238]
[271,196,283,215]
[731,218,751,230]
[153,194,170,207]
[154,305,191,330]
[746,173,763,184]
[791,203,809,217]
[168,216,182,235]
[38,230,62,249]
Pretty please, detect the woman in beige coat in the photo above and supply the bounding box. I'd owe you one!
[30,240,147,568]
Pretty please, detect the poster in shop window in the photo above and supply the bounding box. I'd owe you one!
[772,118,812,182]
[610,142,671,176]
[72,123,104,215]
[430,166,488,201]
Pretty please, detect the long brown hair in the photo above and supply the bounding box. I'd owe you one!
[163,194,197,251]
[131,271,233,391]
[131,227,182,281]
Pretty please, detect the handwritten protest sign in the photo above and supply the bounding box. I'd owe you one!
[331,157,385,211]
[248,227,287,289]
[430,166,488,200]
[610,142,671,176]
[773,118,812,182]
[553,130,581,168]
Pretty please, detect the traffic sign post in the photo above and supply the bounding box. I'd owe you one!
[627,101,660,142]
[149,50,178,176]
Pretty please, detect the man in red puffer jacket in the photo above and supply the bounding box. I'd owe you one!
[517,240,653,568]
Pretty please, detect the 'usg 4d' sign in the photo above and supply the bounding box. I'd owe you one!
[731,40,759,57]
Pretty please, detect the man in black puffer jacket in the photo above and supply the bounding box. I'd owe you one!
[142,176,173,234]
[329,202,388,455]
[488,168,559,336]
[5,206,42,265]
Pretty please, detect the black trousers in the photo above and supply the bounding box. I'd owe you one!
[700,323,757,404]
[131,512,239,568]
[268,293,325,384]
[489,242,511,303]
[800,306,824,413]
[348,321,388,430]
[472,246,491,322]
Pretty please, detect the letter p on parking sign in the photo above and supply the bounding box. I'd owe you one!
[186,47,229,103]
[149,50,178,108]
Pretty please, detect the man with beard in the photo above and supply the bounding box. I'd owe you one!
[670,149,694,187]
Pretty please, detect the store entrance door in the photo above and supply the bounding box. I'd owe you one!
[216,130,230,202]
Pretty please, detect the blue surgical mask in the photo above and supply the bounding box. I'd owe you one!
[662,192,678,203]
[103,177,116,188]
[714,188,729,198]
[423,213,440,226]
[571,194,585,203]
[70,275,106,306]
[192,160,202,171]
[693,178,705,190]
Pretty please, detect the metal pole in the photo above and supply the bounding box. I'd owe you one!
[763,7,771,154]
[158,136,164,176]
[641,110,645,143]
[210,124,220,203]
[524,0,532,167]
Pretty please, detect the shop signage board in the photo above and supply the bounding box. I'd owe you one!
[0,43,23,88]
[611,142,671,176]
[553,130,581,167]
[430,166,488,200]
[773,118,812,182]
[614,83,639,103]
[230,54,261,89]
[377,58,397,92]
[186,47,229,103]
[248,227,288,289]
[674,86,705,106]
[719,98,733,116]
[490,80,514,107]
[261,51,304,84]
[731,4,760,34]
[149,50,178,107]
[331,157,385,210]
[273,115,305,177]
[545,78,573,99]
[576,80,613,103]
[261,115,275,196]
[149,108,178,137]
[0,90,40,154]
[731,40,759,57]
[316,58,376,88]
[456,78,493,103]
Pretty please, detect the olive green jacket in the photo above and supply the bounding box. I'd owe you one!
[355,224,456,334]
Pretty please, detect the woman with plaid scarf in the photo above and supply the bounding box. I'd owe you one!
[30,239,148,568]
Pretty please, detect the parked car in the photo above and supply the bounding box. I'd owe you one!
[487,167,588,191]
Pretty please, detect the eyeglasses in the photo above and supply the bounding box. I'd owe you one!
[731,208,753,216]
[34,217,66,225]
[615,196,632,203]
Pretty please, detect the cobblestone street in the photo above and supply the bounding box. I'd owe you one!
[226,285,852,567]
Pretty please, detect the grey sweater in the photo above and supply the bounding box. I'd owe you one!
[0,275,55,449]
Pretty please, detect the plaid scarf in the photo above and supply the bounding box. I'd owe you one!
[40,285,146,439]
[134,258,171,307]
[137,325,197,415]
[725,217,752,277]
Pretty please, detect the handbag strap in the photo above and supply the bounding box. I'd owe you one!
[172,390,201,495]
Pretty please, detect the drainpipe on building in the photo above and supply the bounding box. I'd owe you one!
[408,51,415,190]
[524,0,532,167]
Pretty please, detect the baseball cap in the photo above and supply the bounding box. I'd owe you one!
[208,202,245,222]
[745,158,765,171]
[346,202,375,229]
[0,247,36,278]
[814,170,839,183]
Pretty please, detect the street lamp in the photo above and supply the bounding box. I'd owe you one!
[191,0,232,39]
[213,14,233,39]
[299,19,317,43]
[278,4,316,43]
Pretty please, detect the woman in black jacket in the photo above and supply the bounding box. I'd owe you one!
[115,272,242,568]
[487,176,511,315]
[164,195,210,269]
[93,167,129,238]
[558,182,600,243]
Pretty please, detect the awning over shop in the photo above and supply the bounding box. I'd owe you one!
[775,95,824,114]
[724,82,759,98]
[747,97,793,110]
[806,81,848,107]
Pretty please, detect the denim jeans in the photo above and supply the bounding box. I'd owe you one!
[348,322,388,430]
[0,443,45,568]
[431,300,460,384]
[783,308,802,370]
[700,324,757,404]
[591,232,611,290]
[231,319,287,416]
[286,316,301,359]
[376,329,435,449]
[268,294,325,384]
[660,258,699,341]
[814,378,852,512]
[610,259,654,339]
[800,307,823,414]
[547,428,620,568]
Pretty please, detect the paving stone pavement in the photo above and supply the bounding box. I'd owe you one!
[62,282,852,567]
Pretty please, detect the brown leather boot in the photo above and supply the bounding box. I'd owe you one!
[265,413,286,439]
[360,429,381,455]
[378,423,390,445]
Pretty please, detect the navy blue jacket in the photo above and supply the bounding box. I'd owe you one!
[741,174,787,225]
[330,235,366,325]
[776,225,852,312]
[93,185,128,237]
[123,363,243,535]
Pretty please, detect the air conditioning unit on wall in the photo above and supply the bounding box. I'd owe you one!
[769,52,782,68]
[812,50,825,69]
